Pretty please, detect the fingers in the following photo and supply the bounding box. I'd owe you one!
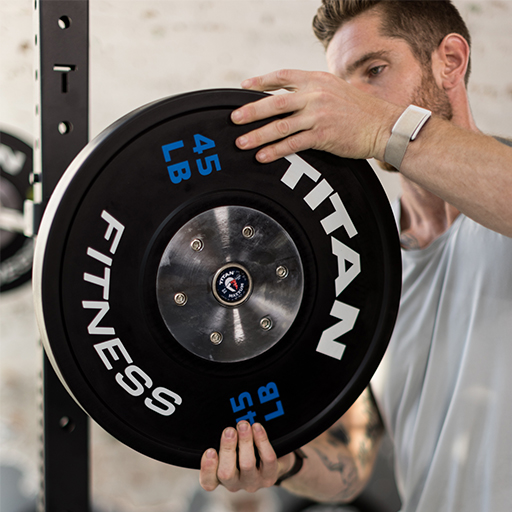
[231,69,388,162]
[231,70,314,128]
[231,69,337,162]
[234,109,303,145]
[199,448,220,491]
[200,422,280,493]
[217,426,240,490]
[232,91,304,127]
[252,422,280,486]
[255,130,320,164]
[240,69,307,92]
[235,112,317,163]
[231,93,315,163]
[237,421,260,491]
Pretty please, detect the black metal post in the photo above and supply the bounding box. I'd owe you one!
[35,1,90,510]
[41,354,90,511]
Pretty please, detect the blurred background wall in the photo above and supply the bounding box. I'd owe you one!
[1,1,511,511]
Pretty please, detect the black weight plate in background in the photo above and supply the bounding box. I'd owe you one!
[0,130,34,292]
[33,89,401,469]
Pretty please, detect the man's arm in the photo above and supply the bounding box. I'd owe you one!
[397,118,512,237]
[230,69,512,237]
[200,387,384,503]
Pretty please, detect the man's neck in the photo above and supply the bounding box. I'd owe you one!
[397,89,478,250]
[399,176,460,250]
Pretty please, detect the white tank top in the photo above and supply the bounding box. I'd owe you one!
[372,205,512,512]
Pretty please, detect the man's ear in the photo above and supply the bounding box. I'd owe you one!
[432,33,470,90]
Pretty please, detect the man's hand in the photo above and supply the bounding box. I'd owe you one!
[200,421,294,493]
[230,69,400,164]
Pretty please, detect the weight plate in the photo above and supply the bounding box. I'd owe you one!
[0,131,34,292]
[33,89,401,469]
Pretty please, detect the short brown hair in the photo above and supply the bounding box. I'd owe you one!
[313,0,472,84]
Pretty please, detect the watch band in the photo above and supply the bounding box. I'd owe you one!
[275,449,306,486]
[384,105,431,170]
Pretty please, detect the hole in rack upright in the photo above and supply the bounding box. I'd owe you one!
[58,15,72,30]
[58,121,73,135]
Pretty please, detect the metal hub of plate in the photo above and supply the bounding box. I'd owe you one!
[156,205,304,363]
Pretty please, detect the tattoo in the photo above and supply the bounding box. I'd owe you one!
[358,440,371,469]
[327,424,350,446]
[358,389,384,470]
[306,389,383,500]
[400,231,420,250]
[362,389,384,442]
[313,447,359,498]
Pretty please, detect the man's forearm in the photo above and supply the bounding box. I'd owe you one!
[382,116,512,237]
[281,443,365,503]
[282,390,384,503]
[231,70,512,237]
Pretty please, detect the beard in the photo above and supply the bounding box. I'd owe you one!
[377,66,453,172]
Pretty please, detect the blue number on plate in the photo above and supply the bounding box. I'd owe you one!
[230,391,253,413]
[193,134,216,155]
[196,154,221,176]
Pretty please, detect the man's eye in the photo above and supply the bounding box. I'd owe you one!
[369,65,385,77]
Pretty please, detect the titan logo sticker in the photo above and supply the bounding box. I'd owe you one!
[213,264,252,306]
[282,155,361,361]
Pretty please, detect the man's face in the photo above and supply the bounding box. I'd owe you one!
[326,8,452,170]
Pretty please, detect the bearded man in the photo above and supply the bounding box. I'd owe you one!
[199,2,512,511]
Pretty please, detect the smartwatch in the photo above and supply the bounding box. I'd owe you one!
[384,104,431,170]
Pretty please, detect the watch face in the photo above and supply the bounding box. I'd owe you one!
[384,105,432,170]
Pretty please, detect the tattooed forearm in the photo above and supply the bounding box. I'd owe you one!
[283,388,384,503]
[313,447,359,500]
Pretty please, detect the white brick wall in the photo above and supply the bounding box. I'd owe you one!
[3,1,510,141]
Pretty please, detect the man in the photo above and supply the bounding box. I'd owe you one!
[199,1,512,510]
